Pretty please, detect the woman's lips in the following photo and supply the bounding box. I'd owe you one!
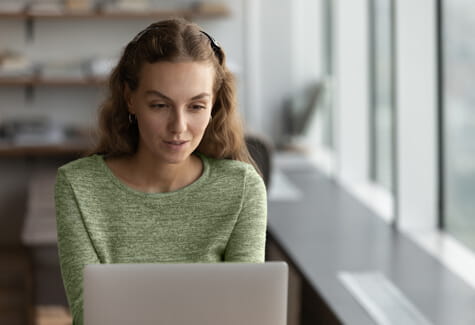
[163,140,189,150]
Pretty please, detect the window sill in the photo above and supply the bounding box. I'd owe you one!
[307,145,475,293]
[405,229,475,291]
[267,151,475,325]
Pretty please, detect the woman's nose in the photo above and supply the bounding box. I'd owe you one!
[168,109,186,134]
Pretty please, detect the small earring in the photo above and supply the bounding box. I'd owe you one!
[128,113,135,124]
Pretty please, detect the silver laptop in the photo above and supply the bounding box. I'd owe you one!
[84,262,288,325]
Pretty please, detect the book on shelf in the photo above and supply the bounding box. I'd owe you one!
[27,0,98,15]
[191,1,230,15]
[0,53,119,82]
[1,117,65,146]
[101,0,150,13]
[39,59,85,80]
[64,0,96,13]
[0,117,91,148]
[0,0,230,16]
[29,0,64,15]
[0,1,28,14]
[0,51,34,78]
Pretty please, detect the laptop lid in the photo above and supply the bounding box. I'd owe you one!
[84,262,288,325]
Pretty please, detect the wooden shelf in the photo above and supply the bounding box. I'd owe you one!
[0,4,230,89]
[0,4,230,159]
[0,76,107,86]
[0,6,230,20]
[0,77,32,86]
[0,141,92,158]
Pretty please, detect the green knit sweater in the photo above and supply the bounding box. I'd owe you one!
[54,152,267,325]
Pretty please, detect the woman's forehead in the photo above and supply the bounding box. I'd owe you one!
[140,60,214,79]
[137,61,215,97]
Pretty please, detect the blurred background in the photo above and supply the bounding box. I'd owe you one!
[1,0,474,324]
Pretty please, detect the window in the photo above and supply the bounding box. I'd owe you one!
[440,0,475,251]
[321,0,334,150]
[369,0,395,191]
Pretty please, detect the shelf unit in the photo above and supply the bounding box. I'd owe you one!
[0,141,91,158]
[0,4,231,20]
[0,3,231,158]
[0,76,107,86]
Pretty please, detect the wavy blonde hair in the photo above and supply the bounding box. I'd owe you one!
[89,18,255,167]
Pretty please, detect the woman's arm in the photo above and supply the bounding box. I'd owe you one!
[55,168,100,325]
[224,165,268,262]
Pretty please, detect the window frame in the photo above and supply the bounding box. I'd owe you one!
[368,0,397,193]
[311,0,475,290]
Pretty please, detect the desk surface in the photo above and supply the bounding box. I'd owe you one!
[267,153,475,325]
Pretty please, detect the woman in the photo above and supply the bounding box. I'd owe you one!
[55,18,267,325]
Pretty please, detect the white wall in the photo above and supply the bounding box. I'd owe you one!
[0,18,159,127]
[242,0,262,132]
[291,0,323,94]
[258,0,293,139]
[255,0,324,140]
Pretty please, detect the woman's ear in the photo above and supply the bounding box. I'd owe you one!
[124,84,134,113]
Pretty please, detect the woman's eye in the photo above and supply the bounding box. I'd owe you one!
[150,103,168,109]
[190,104,206,110]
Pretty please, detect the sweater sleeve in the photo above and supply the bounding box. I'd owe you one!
[55,168,100,325]
[224,165,267,263]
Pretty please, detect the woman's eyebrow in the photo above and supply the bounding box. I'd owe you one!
[145,90,172,101]
[145,90,211,101]
[190,93,211,100]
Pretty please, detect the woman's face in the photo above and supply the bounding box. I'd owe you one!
[127,61,214,165]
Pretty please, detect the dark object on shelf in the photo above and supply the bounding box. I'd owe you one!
[285,82,324,135]
[1,117,67,146]
[0,119,93,158]
[0,123,6,139]
[281,81,324,146]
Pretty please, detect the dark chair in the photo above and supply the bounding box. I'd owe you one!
[0,246,34,325]
[245,134,273,189]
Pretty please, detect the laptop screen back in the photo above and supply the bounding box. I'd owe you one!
[84,262,288,325]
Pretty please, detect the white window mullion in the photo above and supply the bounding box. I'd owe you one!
[334,0,371,187]
[394,0,438,231]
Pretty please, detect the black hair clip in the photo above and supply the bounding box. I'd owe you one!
[130,26,223,64]
[201,30,223,65]
[131,26,160,43]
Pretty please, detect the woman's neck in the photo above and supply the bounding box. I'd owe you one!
[108,151,203,193]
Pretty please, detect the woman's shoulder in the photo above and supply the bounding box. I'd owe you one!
[203,153,252,173]
[59,154,101,171]
[57,154,104,182]
[201,153,262,185]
